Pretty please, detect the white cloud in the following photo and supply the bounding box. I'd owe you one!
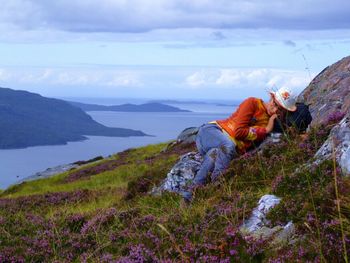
[55,72,90,85]
[106,72,142,87]
[186,71,207,87]
[185,68,311,94]
[0,65,317,99]
[216,69,246,86]
[38,69,53,81]
[15,69,54,84]
[185,69,221,88]
[265,70,313,94]
[0,69,11,82]
[1,67,143,88]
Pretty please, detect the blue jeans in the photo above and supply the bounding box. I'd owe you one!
[182,123,237,201]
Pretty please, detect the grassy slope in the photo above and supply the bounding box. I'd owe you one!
[0,122,349,262]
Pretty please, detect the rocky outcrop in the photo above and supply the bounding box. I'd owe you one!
[298,56,350,127]
[241,195,281,232]
[16,164,79,184]
[176,127,199,144]
[165,127,199,151]
[314,115,350,175]
[151,152,203,195]
[240,195,295,244]
[16,156,104,184]
[298,56,350,176]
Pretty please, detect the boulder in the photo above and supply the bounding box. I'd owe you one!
[240,194,295,245]
[176,127,199,144]
[241,194,281,232]
[314,113,350,175]
[298,56,350,127]
[151,152,203,195]
[298,56,350,176]
[165,127,199,151]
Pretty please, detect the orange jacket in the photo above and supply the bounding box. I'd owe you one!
[216,97,270,153]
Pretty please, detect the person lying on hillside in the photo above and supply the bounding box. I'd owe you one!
[181,87,297,201]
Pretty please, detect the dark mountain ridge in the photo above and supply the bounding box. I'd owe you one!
[68,101,191,112]
[0,88,147,149]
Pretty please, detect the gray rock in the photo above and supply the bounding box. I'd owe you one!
[314,113,350,176]
[16,156,104,184]
[298,56,350,176]
[241,194,281,232]
[250,222,295,245]
[297,56,350,127]
[340,146,350,175]
[240,194,295,244]
[270,133,283,143]
[151,152,203,194]
[164,127,199,151]
[176,127,199,144]
[16,163,79,184]
[255,133,282,154]
[276,221,295,242]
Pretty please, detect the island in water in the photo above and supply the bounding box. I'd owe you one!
[68,101,191,112]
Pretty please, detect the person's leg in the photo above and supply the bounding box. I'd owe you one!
[210,139,237,181]
[193,147,218,185]
[193,124,237,185]
[180,124,218,201]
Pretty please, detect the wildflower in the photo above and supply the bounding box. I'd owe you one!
[81,208,117,235]
[326,111,345,125]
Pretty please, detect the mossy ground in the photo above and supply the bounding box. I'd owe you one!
[0,124,349,262]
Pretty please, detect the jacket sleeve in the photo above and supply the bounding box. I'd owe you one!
[233,98,267,141]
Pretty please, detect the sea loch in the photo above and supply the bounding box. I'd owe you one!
[0,101,236,189]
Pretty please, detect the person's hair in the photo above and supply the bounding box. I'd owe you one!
[270,94,287,116]
[276,107,287,122]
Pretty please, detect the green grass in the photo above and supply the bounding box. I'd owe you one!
[46,188,125,217]
[1,143,173,199]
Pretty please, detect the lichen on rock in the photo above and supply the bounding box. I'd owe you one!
[240,195,295,245]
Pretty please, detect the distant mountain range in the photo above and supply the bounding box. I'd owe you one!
[0,88,147,149]
[68,101,191,112]
[148,99,239,107]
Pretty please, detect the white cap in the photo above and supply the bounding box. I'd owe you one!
[270,87,297,112]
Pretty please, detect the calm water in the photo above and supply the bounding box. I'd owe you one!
[0,103,236,189]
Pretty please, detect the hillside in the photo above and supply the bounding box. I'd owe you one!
[0,125,348,262]
[68,101,191,112]
[0,88,147,149]
[0,57,349,262]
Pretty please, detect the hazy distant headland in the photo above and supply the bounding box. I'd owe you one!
[68,101,191,112]
[0,87,147,149]
[148,99,240,107]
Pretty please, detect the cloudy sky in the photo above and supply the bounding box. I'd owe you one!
[0,0,349,101]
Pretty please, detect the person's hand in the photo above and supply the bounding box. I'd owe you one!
[266,114,278,133]
[269,114,278,121]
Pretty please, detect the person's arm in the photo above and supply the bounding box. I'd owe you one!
[233,98,270,141]
[265,114,278,133]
